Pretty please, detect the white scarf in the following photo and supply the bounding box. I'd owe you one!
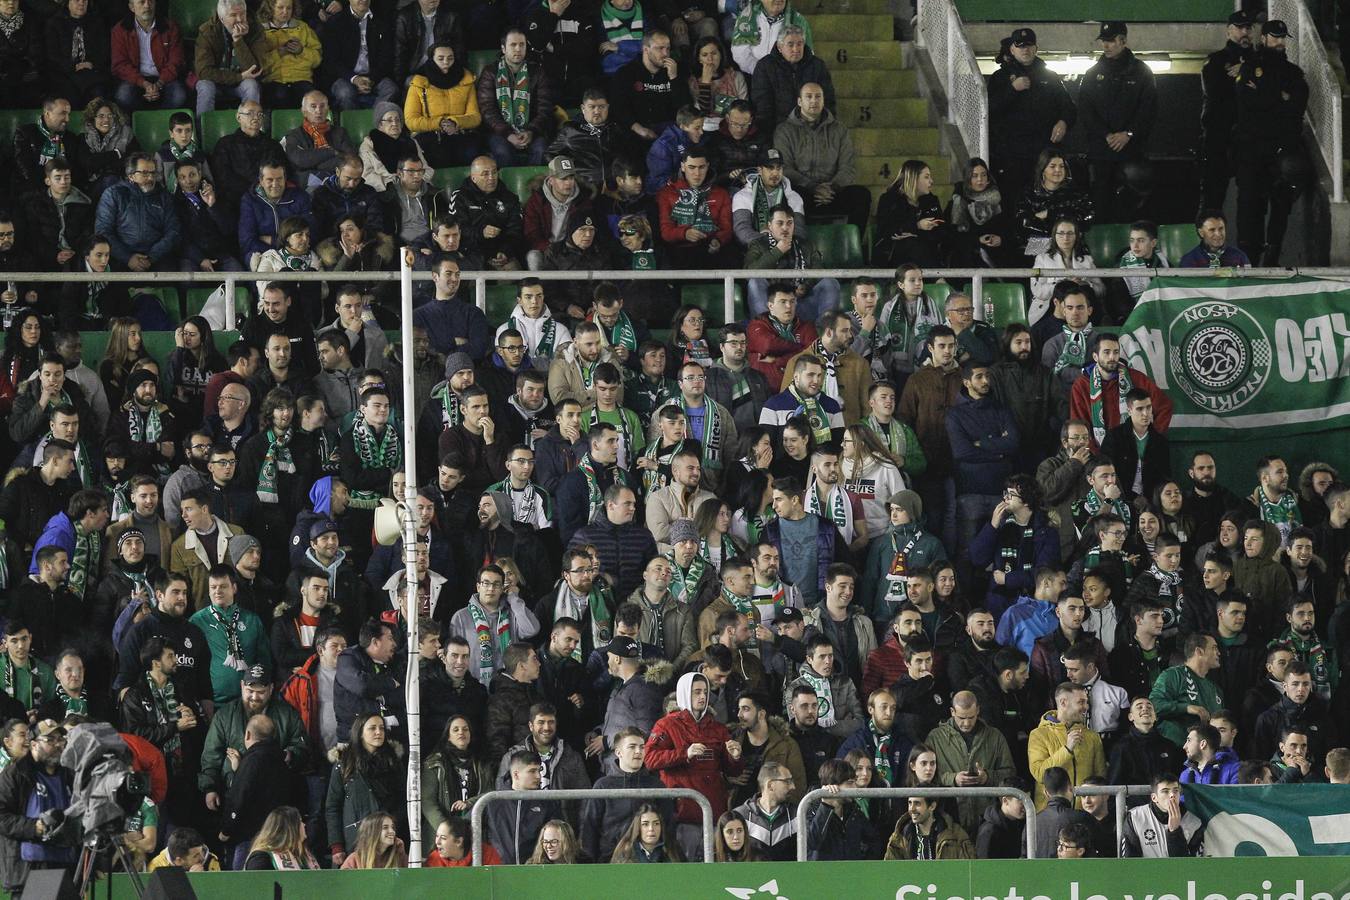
[804,478,854,544]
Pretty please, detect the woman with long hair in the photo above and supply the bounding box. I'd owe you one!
[99,316,149,406]
[686,36,747,130]
[931,560,967,615]
[840,424,907,535]
[527,819,584,864]
[236,387,302,581]
[57,234,132,330]
[722,425,772,510]
[74,98,137,198]
[1129,504,1164,560]
[404,42,481,167]
[325,714,407,867]
[876,263,943,387]
[1016,148,1093,257]
[730,468,774,546]
[769,415,813,485]
[610,804,683,863]
[422,714,495,835]
[667,304,715,376]
[694,496,744,572]
[0,310,50,415]
[244,806,321,870]
[874,159,946,267]
[713,810,760,862]
[1029,216,1105,323]
[255,216,322,322]
[426,817,502,867]
[947,157,1014,267]
[339,812,408,869]
[1153,481,1194,548]
[0,720,30,773]
[496,557,534,608]
[167,315,225,424]
[843,748,901,838]
[904,743,957,822]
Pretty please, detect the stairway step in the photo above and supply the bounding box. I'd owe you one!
[855,155,952,187]
[810,13,894,41]
[814,41,905,70]
[833,69,919,97]
[836,97,931,129]
[852,128,940,155]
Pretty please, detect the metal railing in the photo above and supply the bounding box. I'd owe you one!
[915,0,989,163]
[794,785,1038,860]
[469,788,716,864]
[1269,0,1344,202]
[1073,784,1149,857]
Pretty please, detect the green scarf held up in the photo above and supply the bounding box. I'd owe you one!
[68,520,100,598]
[431,382,462,429]
[469,599,511,685]
[720,585,753,616]
[577,453,630,523]
[146,673,182,756]
[730,0,812,49]
[599,311,638,352]
[1086,363,1132,446]
[257,428,295,504]
[789,385,832,444]
[348,411,401,507]
[1053,325,1091,376]
[277,247,311,270]
[668,184,714,233]
[494,58,531,130]
[665,551,707,605]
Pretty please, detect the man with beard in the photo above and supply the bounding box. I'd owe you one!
[1068,334,1172,451]
[1242,456,1301,549]
[271,571,339,679]
[992,323,1064,469]
[1036,421,1092,544]
[1180,722,1240,784]
[534,399,586,494]
[485,347,552,446]
[199,664,308,816]
[8,548,83,664]
[1269,597,1339,701]
[860,492,948,631]
[971,649,1038,774]
[656,361,739,493]
[22,405,96,493]
[1039,287,1096,396]
[163,431,214,531]
[837,688,911,788]
[786,685,838,790]
[1182,451,1242,551]
[947,608,1001,689]
[927,691,1016,834]
[862,606,924,698]
[706,324,773,433]
[0,441,77,554]
[1200,13,1256,211]
[462,492,555,604]
[496,702,590,827]
[98,530,161,648]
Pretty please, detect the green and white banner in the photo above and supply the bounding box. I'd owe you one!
[1119,276,1350,437]
[1186,783,1350,856]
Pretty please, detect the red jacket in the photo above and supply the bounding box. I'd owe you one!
[1068,365,1173,449]
[862,635,907,699]
[746,313,817,390]
[119,732,168,805]
[643,709,744,824]
[111,17,186,88]
[655,178,733,246]
[280,653,322,754]
[522,190,593,253]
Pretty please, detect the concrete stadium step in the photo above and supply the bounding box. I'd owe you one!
[851,127,940,155]
[833,69,919,98]
[814,41,905,71]
[855,155,952,188]
[836,97,931,129]
[809,13,894,42]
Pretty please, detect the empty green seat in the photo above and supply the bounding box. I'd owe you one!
[199,110,240,152]
[271,109,304,138]
[132,109,192,155]
[971,282,1027,329]
[812,223,863,268]
[173,0,217,37]
[680,282,744,325]
[926,281,952,308]
[80,331,110,370]
[340,109,373,138]
[501,166,547,200]
[1158,224,1195,266]
[467,50,499,76]
[0,109,38,156]
[433,166,471,191]
[1086,223,1130,265]
[486,283,518,321]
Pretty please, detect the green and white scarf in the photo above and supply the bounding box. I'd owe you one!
[789,385,832,444]
[167,139,199,162]
[587,405,637,466]
[0,654,41,708]
[658,397,724,472]
[768,314,798,343]
[720,585,753,616]
[146,673,181,756]
[124,401,163,445]
[53,683,87,717]
[469,599,511,684]
[432,382,462,430]
[277,247,311,270]
[882,292,940,365]
[866,416,908,458]
[577,453,629,523]
[731,0,810,48]
[69,521,100,598]
[0,538,8,592]
[641,439,681,496]
[209,603,246,670]
[349,412,401,507]
[665,550,707,606]
[1076,489,1132,530]
[511,312,557,358]
[1087,363,1132,445]
[798,665,835,727]
[1053,325,1091,376]
[495,59,531,129]
[110,479,132,520]
[553,581,613,653]
[596,311,638,352]
[256,428,295,504]
[599,0,643,43]
[36,119,63,163]
[630,248,656,269]
[870,719,893,783]
[668,185,714,232]
[750,177,785,231]
[1255,487,1301,546]
[805,480,850,539]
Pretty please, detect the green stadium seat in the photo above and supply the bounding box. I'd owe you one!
[1158,224,1195,267]
[812,223,863,268]
[467,50,499,76]
[173,0,217,36]
[80,331,110,371]
[0,109,37,156]
[486,283,517,321]
[132,109,192,155]
[1087,223,1131,266]
[340,109,373,138]
[501,166,547,201]
[433,166,471,191]
[926,281,952,308]
[271,109,304,138]
[67,111,83,133]
[199,110,240,152]
[680,282,744,325]
[972,282,1027,329]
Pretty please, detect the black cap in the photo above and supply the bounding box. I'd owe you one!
[776,607,805,624]
[242,663,271,686]
[600,637,641,659]
[1097,21,1127,40]
[1227,10,1254,26]
[1263,19,1289,37]
[1010,27,1037,46]
[759,147,785,167]
[309,519,339,541]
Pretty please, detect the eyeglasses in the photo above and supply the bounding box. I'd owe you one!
[477,579,504,588]
[568,566,599,575]
[499,344,525,352]
[681,374,706,382]
[618,228,638,236]
[722,338,747,346]
[540,839,561,847]
[189,443,212,452]
[508,457,534,465]
[132,168,158,177]
[0,231,15,239]
[948,307,973,314]
[210,459,237,466]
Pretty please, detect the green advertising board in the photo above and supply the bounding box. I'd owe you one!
[86,857,1350,900]
[1186,783,1350,856]
[953,0,1232,21]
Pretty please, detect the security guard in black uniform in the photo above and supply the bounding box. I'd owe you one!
[987,27,1077,211]
[1079,22,1157,223]
[1198,11,1255,211]
[1232,19,1309,266]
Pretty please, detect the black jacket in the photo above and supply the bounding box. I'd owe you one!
[445,178,525,263]
[486,672,538,762]
[975,802,1024,859]
[311,177,387,241]
[18,188,95,271]
[750,46,835,136]
[1232,46,1309,156]
[608,55,691,131]
[579,769,670,862]
[483,793,560,864]
[0,755,78,892]
[970,671,1039,766]
[43,10,110,87]
[1107,633,1173,703]
[788,721,839,789]
[1099,422,1170,503]
[0,469,76,551]
[209,130,284,210]
[319,10,395,86]
[173,191,238,264]
[1200,40,1253,137]
[120,674,205,761]
[5,578,85,662]
[1035,797,1093,860]
[1253,694,1336,766]
[334,644,404,738]
[114,610,214,704]
[547,118,637,190]
[1106,725,1181,787]
[987,55,1075,159]
[565,517,657,609]
[221,738,292,842]
[1077,48,1157,160]
[393,2,462,82]
[524,0,600,100]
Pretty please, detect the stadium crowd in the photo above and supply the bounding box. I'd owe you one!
[0,0,1338,883]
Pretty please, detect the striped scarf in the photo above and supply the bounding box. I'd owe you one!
[805,480,851,542]
[257,428,295,504]
[145,673,181,756]
[494,59,531,129]
[432,382,462,430]
[665,551,707,606]
[1087,363,1132,445]
[69,520,100,599]
[577,453,629,523]
[349,413,401,507]
[469,599,511,684]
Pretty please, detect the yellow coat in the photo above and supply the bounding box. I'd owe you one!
[1026,711,1106,809]
[404,70,481,135]
[257,20,322,85]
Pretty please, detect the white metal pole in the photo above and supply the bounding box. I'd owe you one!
[399,247,423,866]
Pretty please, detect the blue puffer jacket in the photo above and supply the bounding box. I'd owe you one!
[968,512,1059,621]
[1180,746,1242,785]
[945,391,1021,497]
[237,183,315,260]
[93,181,181,264]
[644,123,700,194]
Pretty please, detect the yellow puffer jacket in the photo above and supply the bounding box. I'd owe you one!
[257,20,322,85]
[403,70,481,135]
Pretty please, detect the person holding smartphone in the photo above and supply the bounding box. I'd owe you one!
[873,160,947,268]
